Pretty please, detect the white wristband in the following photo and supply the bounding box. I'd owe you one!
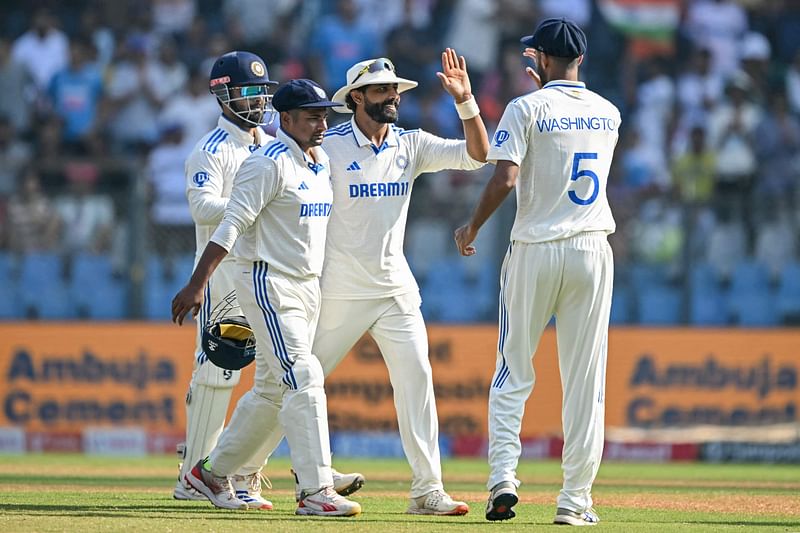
[455,96,480,120]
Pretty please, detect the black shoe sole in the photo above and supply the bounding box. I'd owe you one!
[336,477,365,497]
[486,493,518,521]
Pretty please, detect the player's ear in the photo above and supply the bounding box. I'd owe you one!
[576,55,584,66]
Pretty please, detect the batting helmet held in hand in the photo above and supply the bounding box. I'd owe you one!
[201,291,256,371]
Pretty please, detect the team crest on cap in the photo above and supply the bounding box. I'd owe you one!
[313,86,327,99]
[250,61,265,77]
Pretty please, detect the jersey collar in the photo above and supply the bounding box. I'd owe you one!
[276,127,329,169]
[542,80,586,90]
[217,115,267,146]
[350,117,399,154]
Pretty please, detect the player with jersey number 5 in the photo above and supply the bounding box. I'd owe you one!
[172,79,362,517]
[307,48,489,515]
[173,50,279,510]
[454,18,621,526]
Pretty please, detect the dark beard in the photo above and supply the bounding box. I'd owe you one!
[364,98,398,123]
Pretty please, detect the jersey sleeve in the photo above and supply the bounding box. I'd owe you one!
[487,99,530,165]
[412,130,485,176]
[210,155,282,252]
[185,148,228,226]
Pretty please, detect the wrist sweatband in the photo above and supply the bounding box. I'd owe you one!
[455,96,480,120]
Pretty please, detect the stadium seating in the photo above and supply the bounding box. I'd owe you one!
[776,261,800,324]
[636,285,682,325]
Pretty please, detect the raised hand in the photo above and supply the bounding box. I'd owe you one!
[522,48,543,89]
[436,47,472,103]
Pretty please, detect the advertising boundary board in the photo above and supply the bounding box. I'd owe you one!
[1,324,798,456]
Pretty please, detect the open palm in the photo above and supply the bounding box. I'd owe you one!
[436,47,472,102]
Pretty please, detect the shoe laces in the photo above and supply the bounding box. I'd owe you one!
[425,490,447,507]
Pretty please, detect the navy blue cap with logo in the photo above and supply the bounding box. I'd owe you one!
[209,50,278,89]
[520,18,587,59]
[272,79,343,112]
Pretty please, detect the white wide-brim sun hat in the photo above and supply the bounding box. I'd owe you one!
[331,58,418,113]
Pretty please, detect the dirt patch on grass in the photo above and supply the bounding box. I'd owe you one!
[355,490,800,517]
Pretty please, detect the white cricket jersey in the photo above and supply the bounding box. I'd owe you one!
[185,115,272,265]
[488,80,620,244]
[321,118,484,299]
[210,128,333,279]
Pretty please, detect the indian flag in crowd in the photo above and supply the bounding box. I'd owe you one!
[598,0,681,43]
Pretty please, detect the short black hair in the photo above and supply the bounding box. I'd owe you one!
[344,87,366,112]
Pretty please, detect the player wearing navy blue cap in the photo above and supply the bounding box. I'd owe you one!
[173,50,278,509]
[455,18,620,525]
[173,80,363,517]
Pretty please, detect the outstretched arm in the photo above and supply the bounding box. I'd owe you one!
[454,160,519,256]
[437,47,489,162]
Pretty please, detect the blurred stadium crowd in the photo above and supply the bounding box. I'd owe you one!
[0,0,799,325]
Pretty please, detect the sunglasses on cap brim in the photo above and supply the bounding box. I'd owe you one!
[352,58,396,84]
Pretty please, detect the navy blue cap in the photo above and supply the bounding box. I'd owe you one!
[272,79,343,112]
[209,51,278,89]
[520,18,587,59]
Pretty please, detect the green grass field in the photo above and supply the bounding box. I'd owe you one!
[1,454,799,532]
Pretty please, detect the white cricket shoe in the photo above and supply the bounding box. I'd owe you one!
[553,507,600,526]
[184,459,247,510]
[296,486,362,516]
[231,470,273,510]
[292,468,365,501]
[173,479,206,501]
[485,481,518,521]
[407,489,469,515]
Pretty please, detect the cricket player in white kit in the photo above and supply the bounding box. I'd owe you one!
[172,79,361,517]
[310,49,489,515]
[455,19,621,526]
[174,50,278,510]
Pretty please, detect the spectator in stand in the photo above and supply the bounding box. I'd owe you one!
[670,124,718,261]
[478,40,541,125]
[633,56,675,160]
[0,36,32,134]
[152,0,197,37]
[676,46,723,118]
[54,162,115,254]
[0,116,32,201]
[619,126,671,198]
[159,68,221,144]
[147,120,195,256]
[105,34,163,150]
[683,0,748,77]
[706,71,762,235]
[753,90,800,206]
[787,48,800,115]
[78,7,115,71]
[11,8,69,96]
[739,31,772,105]
[309,0,379,89]
[671,125,716,207]
[48,39,104,154]
[444,0,500,87]
[6,168,61,253]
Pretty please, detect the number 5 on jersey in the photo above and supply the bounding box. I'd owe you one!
[568,152,599,206]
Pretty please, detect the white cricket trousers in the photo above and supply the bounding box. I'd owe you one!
[209,260,334,491]
[313,292,443,498]
[487,232,613,513]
